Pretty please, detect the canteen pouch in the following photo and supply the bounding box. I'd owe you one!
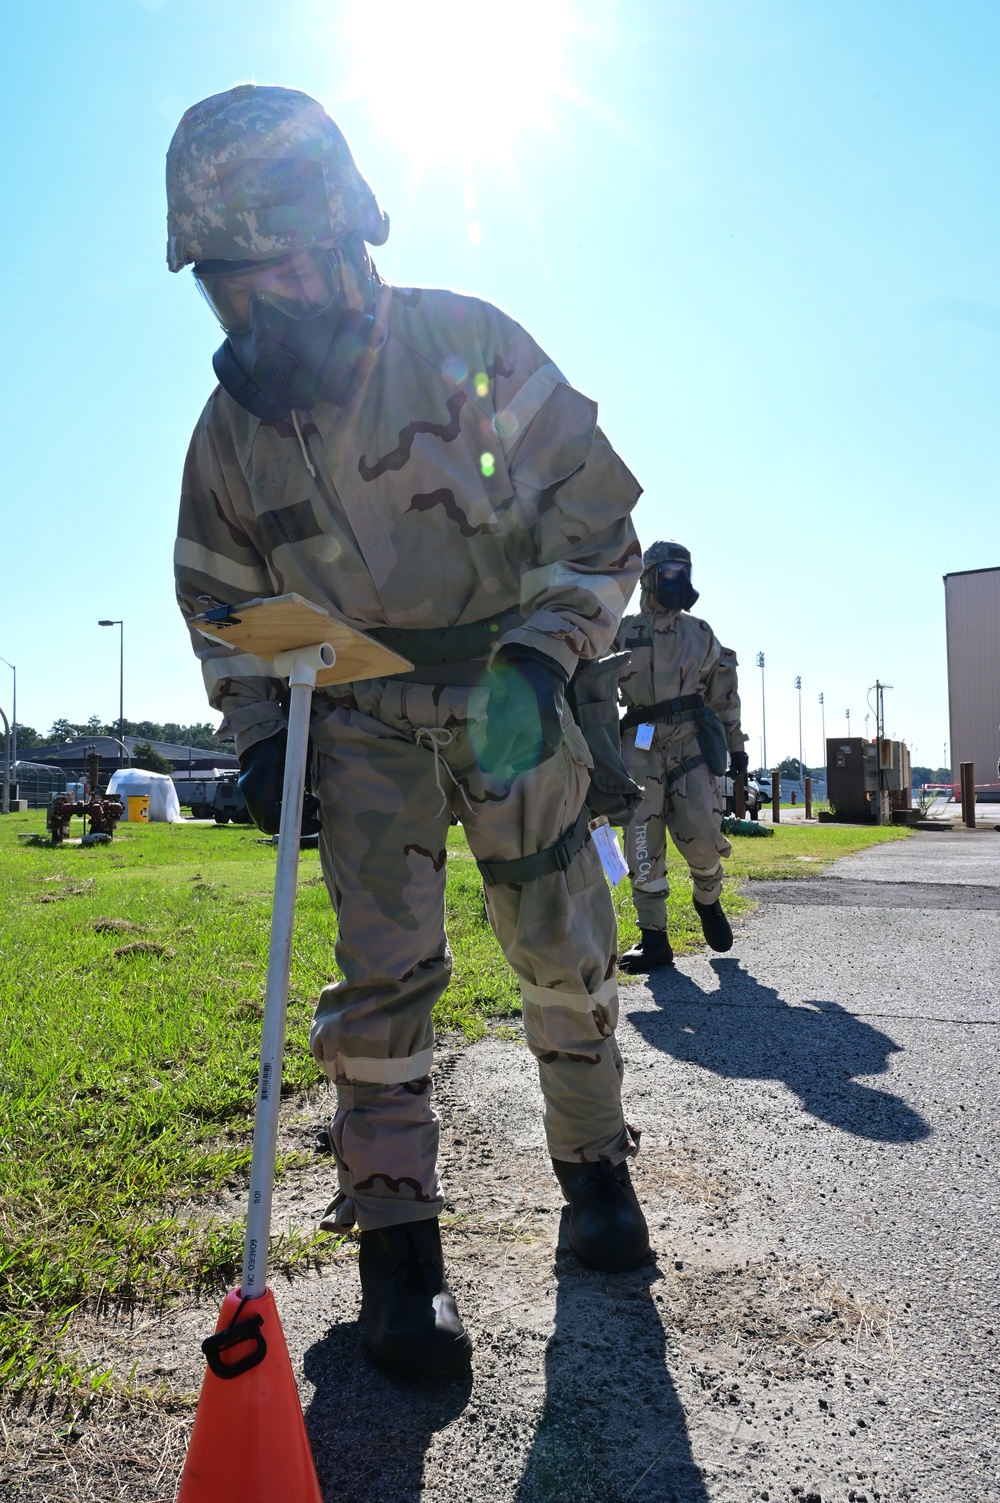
[566,653,643,826]
[693,706,730,777]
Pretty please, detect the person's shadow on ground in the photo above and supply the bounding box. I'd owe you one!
[303,1317,472,1503]
[516,1248,708,1503]
[633,956,929,1143]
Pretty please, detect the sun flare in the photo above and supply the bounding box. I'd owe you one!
[340,0,578,174]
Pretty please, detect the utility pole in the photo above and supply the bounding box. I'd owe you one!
[98,620,125,768]
[871,680,893,825]
[795,675,803,787]
[819,693,826,786]
[756,651,767,770]
[0,658,15,770]
[846,707,851,736]
[1,706,9,814]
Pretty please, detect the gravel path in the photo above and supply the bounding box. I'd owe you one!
[7,829,998,1502]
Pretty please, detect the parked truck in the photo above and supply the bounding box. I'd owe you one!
[172,771,251,824]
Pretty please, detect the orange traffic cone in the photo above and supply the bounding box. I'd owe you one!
[177,1288,323,1503]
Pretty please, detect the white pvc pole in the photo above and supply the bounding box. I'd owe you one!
[241,642,334,1299]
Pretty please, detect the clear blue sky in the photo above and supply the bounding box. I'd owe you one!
[1,0,997,771]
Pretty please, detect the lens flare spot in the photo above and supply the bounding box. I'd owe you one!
[443,354,468,384]
[474,372,489,399]
[480,452,496,478]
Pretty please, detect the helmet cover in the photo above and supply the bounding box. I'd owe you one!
[166,84,389,272]
[642,539,691,573]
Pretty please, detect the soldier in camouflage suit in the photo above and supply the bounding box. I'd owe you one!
[614,540,749,971]
[167,86,649,1378]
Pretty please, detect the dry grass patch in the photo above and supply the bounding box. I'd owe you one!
[668,1257,894,1376]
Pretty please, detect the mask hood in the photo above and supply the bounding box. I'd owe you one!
[641,566,699,615]
[212,300,375,419]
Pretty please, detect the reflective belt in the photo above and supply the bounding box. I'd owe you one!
[476,808,591,887]
[621,693,704,730]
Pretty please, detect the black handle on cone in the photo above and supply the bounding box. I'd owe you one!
[202,1312,267,1379]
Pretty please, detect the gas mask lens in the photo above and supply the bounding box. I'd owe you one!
[193,249,341,334]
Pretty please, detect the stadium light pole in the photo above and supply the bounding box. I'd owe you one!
[794,676,804,786]
[98,620,124,769]
[0,658,15,768]
[756,652,767,771]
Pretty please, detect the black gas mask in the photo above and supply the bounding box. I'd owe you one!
[651,561,699,612]
[194,248,373,420]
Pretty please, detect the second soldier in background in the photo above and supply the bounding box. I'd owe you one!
[615,540,749,972]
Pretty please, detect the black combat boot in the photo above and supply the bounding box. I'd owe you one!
[551,1158,650,1272]
[619,928,674,973]
[359,1217,472,1378]
[693,896,733,952]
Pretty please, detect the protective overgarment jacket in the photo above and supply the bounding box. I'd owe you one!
[175,282,643,1231]
[614,593,746,928]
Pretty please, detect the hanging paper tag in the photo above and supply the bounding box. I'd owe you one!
[634,723,655,750]
[589,816,630,886]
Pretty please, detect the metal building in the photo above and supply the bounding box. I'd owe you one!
[944,566,1000,779]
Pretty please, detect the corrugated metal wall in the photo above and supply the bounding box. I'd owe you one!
[944,567,1000,779]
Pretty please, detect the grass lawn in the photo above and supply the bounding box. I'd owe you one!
[0,809,908,1394]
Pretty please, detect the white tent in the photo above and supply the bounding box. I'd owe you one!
[107,768,183,823]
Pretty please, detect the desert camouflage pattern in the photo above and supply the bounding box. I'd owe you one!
[642,538,691,569]
[175,283,642,754]
[174,284,643,1230]
[311,694,634,1230]
[166,85,389,273]
[614,599,747,922]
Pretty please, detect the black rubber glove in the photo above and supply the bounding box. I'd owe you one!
[728,748,750,777]
[479,647,568,781]
[237,730,321,836]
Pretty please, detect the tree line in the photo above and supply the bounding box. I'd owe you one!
[13,718,232,754]
[758,755,952,783]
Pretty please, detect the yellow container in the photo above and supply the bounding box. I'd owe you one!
[127,795,150,823]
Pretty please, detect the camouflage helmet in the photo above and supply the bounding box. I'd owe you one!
[642,539,691,572]
[166,85,389,272]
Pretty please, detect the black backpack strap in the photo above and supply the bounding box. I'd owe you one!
[664,753,707,789]
[476,808,590,887]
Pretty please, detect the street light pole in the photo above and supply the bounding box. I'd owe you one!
[756,651,767,771]
[0,658,15,769]
[98,620,124,768]
[795,675,803,787]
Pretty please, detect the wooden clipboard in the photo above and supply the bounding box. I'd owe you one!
[192,594,413,688]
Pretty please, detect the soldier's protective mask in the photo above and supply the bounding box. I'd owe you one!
[193,248,342,333]
[651,561,699,612]
[194,248,372,419]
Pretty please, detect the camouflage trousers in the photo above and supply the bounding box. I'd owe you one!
[307,679,635,1233]
[622,730,733,930]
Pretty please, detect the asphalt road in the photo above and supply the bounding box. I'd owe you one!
[8,828,998,1503]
